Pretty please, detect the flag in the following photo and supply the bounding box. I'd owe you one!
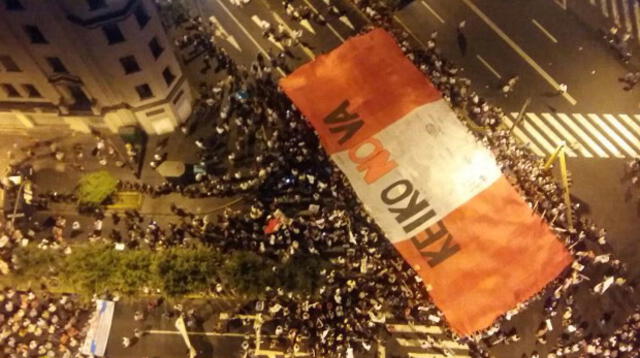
[279,28,572,335]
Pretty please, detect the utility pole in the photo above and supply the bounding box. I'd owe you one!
[509,97,532,134]
[543,142,574,231]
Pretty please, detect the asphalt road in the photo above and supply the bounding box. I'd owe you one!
[100,0,640,357]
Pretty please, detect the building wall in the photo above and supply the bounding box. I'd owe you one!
[0,0,192,135]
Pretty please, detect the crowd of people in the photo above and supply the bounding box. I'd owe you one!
[0,0,637,357]
[0,287,88,358]
[151,1,640,357]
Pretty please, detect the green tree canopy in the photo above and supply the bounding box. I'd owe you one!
[75,170,118,206]
[9,243,331,300]
[278,253,329,296]
[222,251,276,297]
[156,246,223,297]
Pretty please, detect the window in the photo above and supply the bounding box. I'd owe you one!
[23,25,47,44]
[148,37,164,59]
[46,57,68,73]
[134,5,150,29]
[162,66,175,86]
[1,84,21,97]
[102,23,125,44]
[119,55,140,74]
[22,84,42,98]
[87,0,107,10]
[5,0,24,10]
[135,84,153,100]
[0,55,20,72]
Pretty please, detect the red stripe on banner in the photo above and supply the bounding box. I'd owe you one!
[394,176,572,335]
[279,28,441,155]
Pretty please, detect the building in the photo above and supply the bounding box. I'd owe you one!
[0,0,193,135]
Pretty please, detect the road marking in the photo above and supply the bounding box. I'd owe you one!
[579,113,624,157]
[531,19,558,43]
[526,113,577,156]
[378,340,386,358]
[300,0,346,41]
[408,353,470,358]
[501,115,546,156]
[460,0,577,105]
[538,113,588,156]
[214,0,285,76]
[393,16,428,48]
[208,15,242,52]
[255,349,310,357]
[271,11,316,59]
[634,1,640,44]
[147,329,245,337]
[553,0,567,10]
[558,113,608,157]
[590,113,638,157]
[601,0,609,18]
[611,0,621,26]
[602,114,640,152]
[395,338,469,350]
[521,116,557,153]
[420,1,445,24]
[475,54,501,78]
[621,0,633,33]
[386,324,442,334]
[620,114,640,137]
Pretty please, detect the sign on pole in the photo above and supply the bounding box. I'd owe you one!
[175,315,197,358]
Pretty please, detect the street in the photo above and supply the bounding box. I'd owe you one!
[117,0,640,357]
[2,0,639,357]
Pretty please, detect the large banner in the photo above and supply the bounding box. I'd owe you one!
[280,28,572,335]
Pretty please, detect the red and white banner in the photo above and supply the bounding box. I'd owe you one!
[280,28,572,335]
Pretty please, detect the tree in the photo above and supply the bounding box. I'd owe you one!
[155,246,222,297]
[222,251,276,297]
[60,244,120,296]
[278,253,329,296]
[110,249,155,296]
[11,244,62,281]
[75,170,118,206]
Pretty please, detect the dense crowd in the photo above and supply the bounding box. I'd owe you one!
[0,0,638,357]
[0,287,88,358]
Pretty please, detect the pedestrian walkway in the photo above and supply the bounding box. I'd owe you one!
[503,112,640,158]
[385,323,471,358]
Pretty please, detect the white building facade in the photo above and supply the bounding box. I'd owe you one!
[0,0,193,135]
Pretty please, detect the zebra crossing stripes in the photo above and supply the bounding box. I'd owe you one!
[592,0,640,42]
[386,324,471,357]
[505,112,640,158]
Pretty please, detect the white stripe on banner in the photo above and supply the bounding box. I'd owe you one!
[331,99,502,242]
[80,300,115,357]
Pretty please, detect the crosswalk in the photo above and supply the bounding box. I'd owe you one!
[385,323,471,358]
[502,112,640,158]
[589,0,640,43]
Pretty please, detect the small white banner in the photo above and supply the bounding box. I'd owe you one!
[80,300,115,357]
